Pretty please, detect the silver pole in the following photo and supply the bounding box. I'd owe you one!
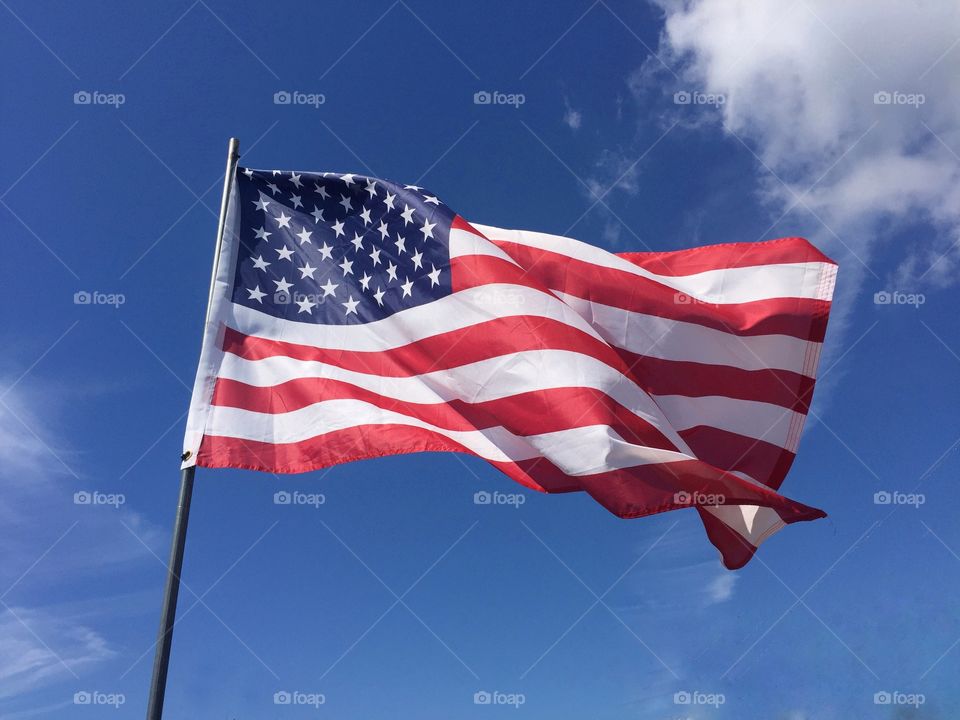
[145,137,240,720]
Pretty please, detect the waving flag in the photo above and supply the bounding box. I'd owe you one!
[183,167,837,569]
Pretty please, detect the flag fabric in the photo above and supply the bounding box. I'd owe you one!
[183,167,837,569]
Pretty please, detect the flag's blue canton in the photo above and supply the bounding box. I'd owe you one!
[231,168,454,325]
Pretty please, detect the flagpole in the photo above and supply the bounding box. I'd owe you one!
[145,137,240,720]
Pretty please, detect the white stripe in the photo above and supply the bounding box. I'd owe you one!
[474,224,832,304]
[555,291,820,377]
[218,347,695,455]
[651,394,804,451]
[449,227,521,265]
[205,400,692,476]
[702,505,785,548]
[225,283,604,351]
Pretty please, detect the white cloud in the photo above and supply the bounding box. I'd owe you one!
[650,0,960,331]
[0,607,114,700]
[705,571,736,604]
[0,380,163,708]
[563,98,583,130]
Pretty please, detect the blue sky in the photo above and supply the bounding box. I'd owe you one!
[2,1,959,718]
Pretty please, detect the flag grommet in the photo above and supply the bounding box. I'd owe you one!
[181,450,192,462]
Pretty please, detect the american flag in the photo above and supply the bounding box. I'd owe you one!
[183,167,837,569]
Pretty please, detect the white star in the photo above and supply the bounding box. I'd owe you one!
[310,206,324,223]
[251,254,270,271]
[267,182,281,195]
[242,168,254,177]
[289,173,303,188]
[373,286,385,306]
[410,249,423,270]
[383,191,396,210]
[276,245,294,261]
[351,233,364,252]
[339,194,353,213]
[314,182,329,199]
[274,277,293,293]
[400,277,414,298]
[275,212,292,229]
[423,195,440,205]
[320,279,338,297]
[365,179,377,198]
[342,295,360,315]
[394,233,407,254]
[359,206,372,225]
[404,184,422,191]
[253,193,271,212]
[377,220,389,239]
[247,285,266,303]
[296,227,313,244]
[359,272,372,291]
[339,257,354,276]
[289,193,303,209]
[318,242,333,260]
[272,170,280,176]
[400,204,415,225]
[299,263,317,279]
[341,173,357,186]
[369,246,382,266]
[419,218,436,240]
[331,220,345,238]
[296,296,316,314]
[427,264,442,287]
[253,226,272,241]
[386,262,398,282]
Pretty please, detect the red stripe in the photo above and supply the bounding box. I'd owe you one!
[490,241,832,341]
[450,253,542,294]
[697,508,759,570]
[620,352,815,413]
[222,314,629,379]
[452,215,486,236]
[678,426,796,490]
[615,236,835,276]
[211,377,680,453]
[197,426,824,523]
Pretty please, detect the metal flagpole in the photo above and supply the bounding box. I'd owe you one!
[145,137,240,720]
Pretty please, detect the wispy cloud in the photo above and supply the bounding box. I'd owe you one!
[647,0,960,339]
[0,379,163,707]
[562,97,583,131]
[706,571,736,604]
[0,607,114,700]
